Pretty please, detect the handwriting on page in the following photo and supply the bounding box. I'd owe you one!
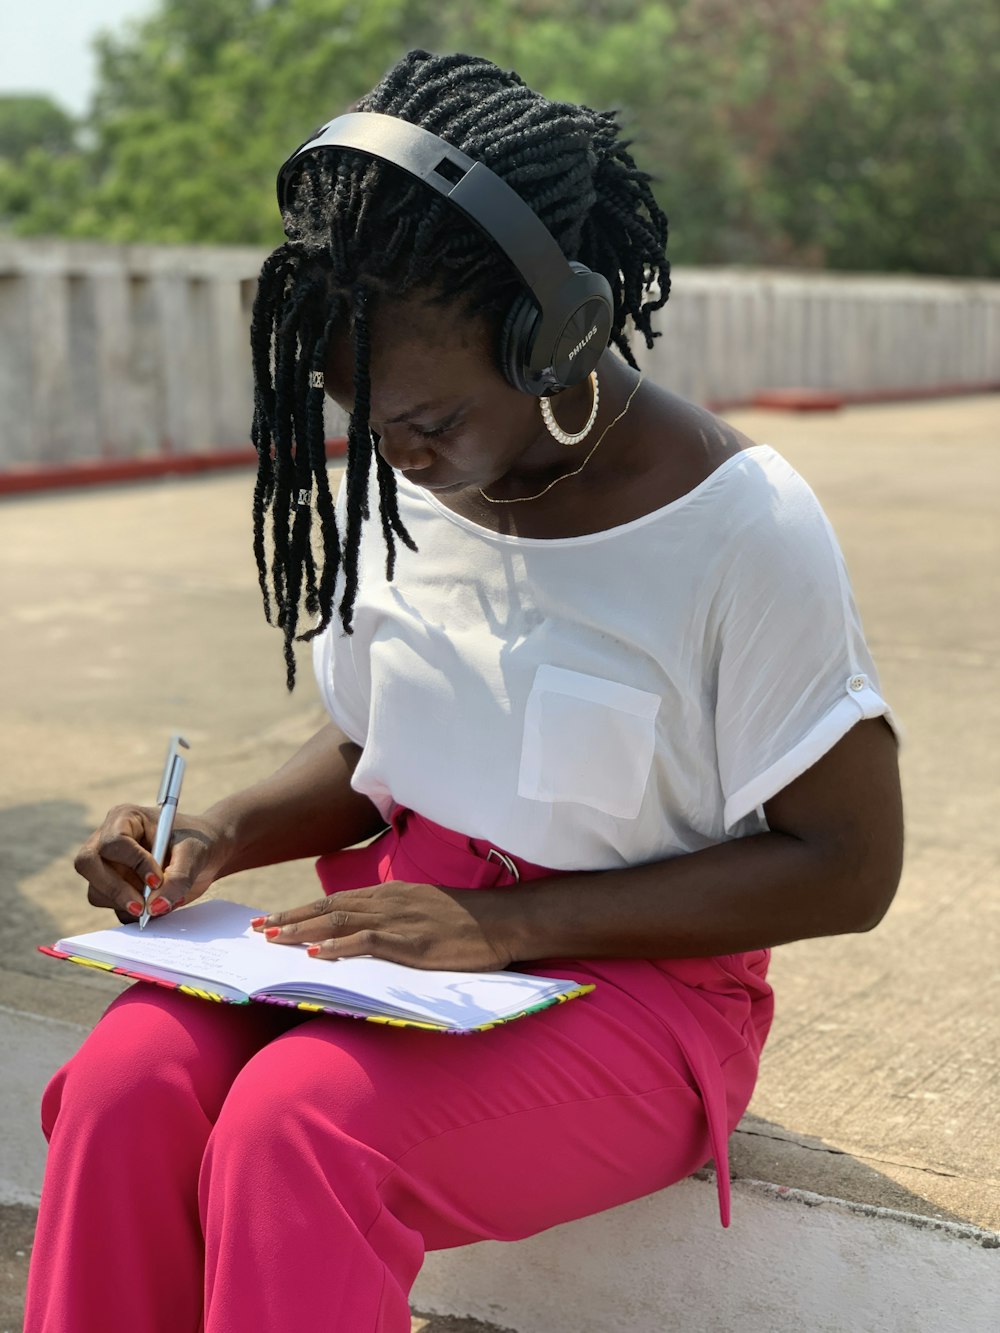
[65,901,303,994]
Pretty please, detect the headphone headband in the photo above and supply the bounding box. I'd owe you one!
[276,111,614,394]
[279,113,573,310]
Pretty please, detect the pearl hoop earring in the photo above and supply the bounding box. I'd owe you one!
[539,371,600,446]
[480,374,641,505]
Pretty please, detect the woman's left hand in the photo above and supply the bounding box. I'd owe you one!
[252,882,517,972]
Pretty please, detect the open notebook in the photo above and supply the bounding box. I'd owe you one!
[40,898,593,1034]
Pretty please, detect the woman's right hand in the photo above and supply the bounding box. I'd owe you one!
[73,805,231,924]
[73,724,383,925]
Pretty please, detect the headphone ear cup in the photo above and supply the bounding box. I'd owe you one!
[499,292,541,395]
[500,263,614,395]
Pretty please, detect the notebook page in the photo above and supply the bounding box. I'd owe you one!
[54,900,309,997]
[54,899,578,1025]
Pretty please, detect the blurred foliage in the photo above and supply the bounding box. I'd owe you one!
[0,0,996,274]
[0,94,78,160]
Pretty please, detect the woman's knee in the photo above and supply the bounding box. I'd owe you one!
[206,1022,402,1167]
[41,985,280,1141]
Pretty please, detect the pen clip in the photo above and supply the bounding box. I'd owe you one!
[156,733,190,805]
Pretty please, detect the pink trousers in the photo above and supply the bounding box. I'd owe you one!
[25,809,772,1332]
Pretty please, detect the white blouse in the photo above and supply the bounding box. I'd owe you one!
[313,445,894,872]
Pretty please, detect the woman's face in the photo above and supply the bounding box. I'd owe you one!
[323,291,579,497]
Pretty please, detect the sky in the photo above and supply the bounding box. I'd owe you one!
[2,1,156,115]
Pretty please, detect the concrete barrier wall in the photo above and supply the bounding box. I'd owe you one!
[1,238,998,470]
[652,267,1000,406]
[0,240,262,469]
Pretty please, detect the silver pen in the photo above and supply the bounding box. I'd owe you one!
[139,733,190,929]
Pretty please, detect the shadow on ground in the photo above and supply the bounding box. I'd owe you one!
[0,800,94,974]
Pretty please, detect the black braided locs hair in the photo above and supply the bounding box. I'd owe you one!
[250,50,671,689]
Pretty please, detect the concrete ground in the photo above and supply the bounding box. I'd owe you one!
[1,395,998,1326]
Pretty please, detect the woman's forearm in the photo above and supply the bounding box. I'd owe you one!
[503,829,897,963]
[203,722,386,878]
[502,717,902,962]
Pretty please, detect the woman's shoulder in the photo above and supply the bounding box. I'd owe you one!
[628,387,809,516]
[629,392,843,577]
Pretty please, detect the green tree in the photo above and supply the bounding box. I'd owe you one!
[0,94,85,234]
[2,1,447,243]
[58,0,452,244]
[774,0,1000,275]
[1,0,996,275]
[0,94,78,161]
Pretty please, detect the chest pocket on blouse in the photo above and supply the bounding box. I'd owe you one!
[518,665,661,819]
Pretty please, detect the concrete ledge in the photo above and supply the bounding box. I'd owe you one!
[6,993,998,1332]
[0,1005,91,1207]
[412,1175,1000,1333]
[4,1185,995,1333]
[0,1202,513,1333]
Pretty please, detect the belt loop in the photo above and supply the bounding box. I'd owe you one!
[486,848,520,881]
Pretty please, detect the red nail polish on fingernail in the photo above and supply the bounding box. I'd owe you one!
[306,946,321,957]
[150,898,171,916]
[265,927,281,940]
[145,873,161,890]
[250,916,267,928]
[172,897,185,910]
[127,902,143,916]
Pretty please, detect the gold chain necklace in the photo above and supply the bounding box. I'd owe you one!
[479,376,643,505]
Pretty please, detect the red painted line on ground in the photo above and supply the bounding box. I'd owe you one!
[750,389,846,412]
[840,380,1000,404]
[2,381,998,493]
[0,439,349,496]
[707,381,1000,413]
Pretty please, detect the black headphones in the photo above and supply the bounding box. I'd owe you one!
[276,112,614,396]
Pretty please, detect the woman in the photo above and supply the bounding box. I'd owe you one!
[25,51,902,1333]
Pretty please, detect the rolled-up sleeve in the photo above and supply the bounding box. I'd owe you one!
[714,471,897,832]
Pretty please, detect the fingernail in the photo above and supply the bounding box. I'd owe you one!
[145,872,161,890]
[265,927,281,940]
[150,898,171,917]
[250,916,267,928]
[127,902,143,916]
[172,897,186,910]
[306,945,321,957]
